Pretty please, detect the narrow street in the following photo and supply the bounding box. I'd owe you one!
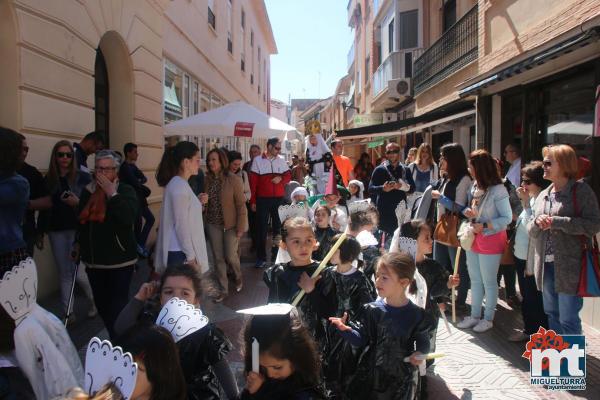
[45,255,600,399]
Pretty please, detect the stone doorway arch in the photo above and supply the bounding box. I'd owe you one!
[96,31,134,154]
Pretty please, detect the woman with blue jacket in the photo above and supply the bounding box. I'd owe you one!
[457,150,512,333]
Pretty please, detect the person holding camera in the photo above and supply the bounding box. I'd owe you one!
[41,140,96,323]
[76,150,138,338]
[368,142,416,234]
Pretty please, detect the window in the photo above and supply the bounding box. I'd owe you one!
[208,0,216,30]
[365,56,370,83]
[388,19,394,53]
[251,74,254,85]
[400,10,418,49]
[164,60,183,124]
[241,8,246,71]
[183,74,190,117]
[227,0,233,53]
[250,30,254,47]
[443,0,456,32]
[241,9,245,30]
[193,82,199,114]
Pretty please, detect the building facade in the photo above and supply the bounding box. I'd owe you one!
[334,0,600,328]
[0,0,276,297]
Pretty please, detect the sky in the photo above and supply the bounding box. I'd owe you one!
[265,0,354,104]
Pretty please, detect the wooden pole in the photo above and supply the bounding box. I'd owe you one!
[451,247,462,323]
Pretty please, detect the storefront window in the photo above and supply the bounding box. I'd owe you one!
[164,60,183,124]
[193,82,199,115]
[543,71,594,160]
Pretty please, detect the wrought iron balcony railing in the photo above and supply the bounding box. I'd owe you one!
[413,4,478,95]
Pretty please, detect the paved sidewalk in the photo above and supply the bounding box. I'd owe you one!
[51,258,599,399]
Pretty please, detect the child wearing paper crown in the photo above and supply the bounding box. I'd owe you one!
[329,253,434,400]
[400,221,459,367]
[113,265,238,400]
[240,308,327,399]
[321,235,375,396]
[263,217,336,348]
[312,205,339,262]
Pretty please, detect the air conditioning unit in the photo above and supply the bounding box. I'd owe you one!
[388,78,413,98]
[382,112,398,122]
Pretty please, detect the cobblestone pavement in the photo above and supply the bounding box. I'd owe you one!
[49,257,599,399]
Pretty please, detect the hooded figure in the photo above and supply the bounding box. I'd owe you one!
[305,131,332,195]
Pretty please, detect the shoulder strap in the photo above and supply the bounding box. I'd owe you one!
[572,182,579,217]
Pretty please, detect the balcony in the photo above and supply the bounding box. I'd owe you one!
[347,0,361,28]
[371,48,423,111]
[413,4,478,95]
[347,43,355,72]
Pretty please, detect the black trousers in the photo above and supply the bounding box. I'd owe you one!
[515,258,548,335]
[256,197,283,261]
[246,202,258,249]
[497,264,517,298]
[86,264,134,339]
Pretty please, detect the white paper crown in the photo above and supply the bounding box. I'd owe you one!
[278,204,309,222]
[84,337,138,400]
[395,200,410,226]
[356,230,378,247]
[396,236,417,259]
[348,199,371,214]
[0,258,37,321]
[155,297,209,342]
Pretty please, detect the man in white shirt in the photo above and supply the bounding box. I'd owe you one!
[504,144,521,187]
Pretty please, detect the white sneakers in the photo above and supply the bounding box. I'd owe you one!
[457,316,479,329]
[457,316,494,333]
[473,319,494,333]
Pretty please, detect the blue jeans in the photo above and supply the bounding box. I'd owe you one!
[135,205,155,248]
[466,251,502,321]
[167,251,187,267]
[542,262,583,334]
[433,241,470,305]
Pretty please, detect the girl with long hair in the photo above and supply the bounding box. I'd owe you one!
[457,150,512,333]
[154,141,209,274]
[202,148,248,302]
[42,140,96,322]
[407,143,439,193]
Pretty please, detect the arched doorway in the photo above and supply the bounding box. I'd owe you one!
[96,31,134,153]
[0,2,19,130]
[95,48,109,147]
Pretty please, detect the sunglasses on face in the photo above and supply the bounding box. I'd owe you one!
[56,152,73,159]
[386,149,400,154]
[543,160,552,168]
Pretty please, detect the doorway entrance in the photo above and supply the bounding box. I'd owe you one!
[95,48,109,148]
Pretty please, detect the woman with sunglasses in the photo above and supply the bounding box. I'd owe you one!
[407,143,439,193]
[528,145,600,335]
[42,140,96,323]
[507,161,549,341]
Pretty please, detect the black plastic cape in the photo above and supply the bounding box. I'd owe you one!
[320,267,375,396]
[130,303,232,400]
[312,226,339,262]
[178,323,232,400]
[343,300,433,400]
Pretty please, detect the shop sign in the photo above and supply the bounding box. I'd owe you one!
[234,122,255,137]
[353,113,383,128]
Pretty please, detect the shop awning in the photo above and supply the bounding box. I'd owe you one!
[335,100,474,140]
[459,26,600,97]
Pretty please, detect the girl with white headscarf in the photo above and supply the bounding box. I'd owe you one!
[305,133,332,195]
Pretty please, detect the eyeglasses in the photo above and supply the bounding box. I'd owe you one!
[386,149,400,155]
[56,152,73,159]
[521,179,532,185]
[542,160,552,168]
[95,166,116,172]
